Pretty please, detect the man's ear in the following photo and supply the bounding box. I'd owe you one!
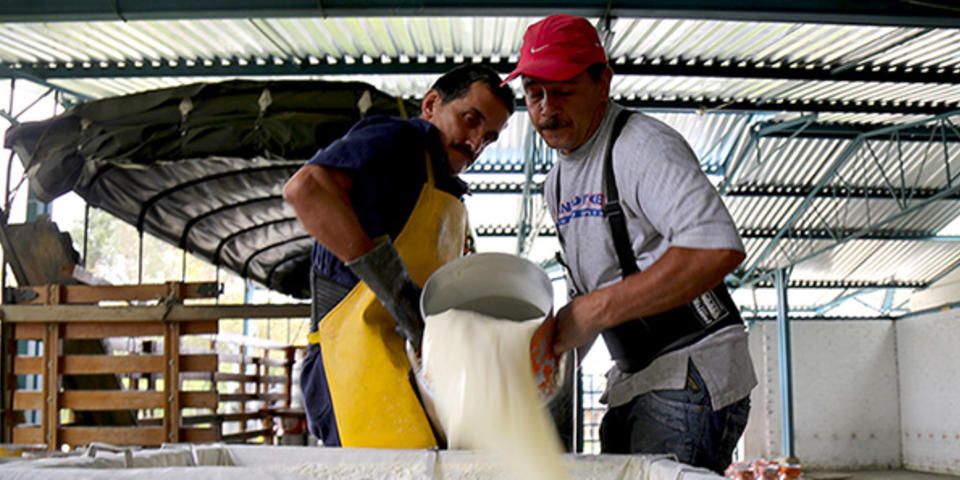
[599,67,613,100]
[420,89,441,121]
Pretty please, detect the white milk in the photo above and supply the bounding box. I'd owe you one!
[422,308,569,480]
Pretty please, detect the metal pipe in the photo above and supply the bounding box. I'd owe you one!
[82,204,90,266]
[738,110,960,286]
[137,230,144,284]
[774,268,795,458]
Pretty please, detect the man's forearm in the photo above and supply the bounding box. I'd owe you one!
[591,246,743,331]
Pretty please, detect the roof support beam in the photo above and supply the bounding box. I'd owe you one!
[475,224,960,242]
[471,182,960,199]
[515,123,543,256]
[759,122,960,142]
[0,65,91,103]
[744,314,902,321]
[739,228,960,241]
[7,57,960,85]
[815,288,880,315]
[614,98,956,116]
[734,110,960,288]
[720,114,818,194]
[725,184,960,201]
[746,278,924,289]
[1,1,957,27]
[4,61,952,115]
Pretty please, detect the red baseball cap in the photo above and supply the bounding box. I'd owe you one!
[502,14,607,85]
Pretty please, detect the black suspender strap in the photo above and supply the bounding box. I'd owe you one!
[553,108,741,374]
[602,109,639,277]
[595,108,743,373]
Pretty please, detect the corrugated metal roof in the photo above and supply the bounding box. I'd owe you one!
[2,17,959,107]
[2,11,960,315]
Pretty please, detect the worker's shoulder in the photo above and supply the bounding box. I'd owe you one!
[314,115,430,169]
[345,115,431,143]
[617,111,695,163]
[620,111,685,143]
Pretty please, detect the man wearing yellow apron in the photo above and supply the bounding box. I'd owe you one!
[284,65,514,448]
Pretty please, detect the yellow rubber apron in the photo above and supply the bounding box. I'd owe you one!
[306,155,465,448]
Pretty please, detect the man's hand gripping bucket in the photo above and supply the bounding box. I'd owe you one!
[415,252,572,439]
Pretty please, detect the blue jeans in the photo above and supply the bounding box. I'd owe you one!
[599,361,750,474]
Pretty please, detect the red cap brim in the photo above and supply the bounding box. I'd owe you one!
[502,58,592,85]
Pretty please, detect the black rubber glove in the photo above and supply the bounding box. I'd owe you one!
[346,238,425,352]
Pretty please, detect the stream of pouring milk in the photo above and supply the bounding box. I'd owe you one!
[422,308,569,480]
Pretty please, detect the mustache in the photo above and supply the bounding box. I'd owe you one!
[452,144,476,159]
[538,116,570,130]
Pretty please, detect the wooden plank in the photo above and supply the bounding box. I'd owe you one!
[180,427,218,443]
[238,345,247,433]
[238,345,248,433]
[180,354,217,372]
[12,426,42,444]
[61,391,164,410]
[22,282,220,305]
[181,320,218,335]
[14,323,43,340]
[221,428,273,442]
[261,375,287,384]
[61,355,164,374]
[0,304,310,323]
[13,391,41,410]
[180,391,218,409]
[216,353,284,367]
[259,357,288,367]
[214,373,258,383]
[221,412,261,423]
[213,332,289,350]
[13,356,42,375]
[180,413,219,425]
[261,408,306,419]
[284,346,296,408]
[216,352,251,364]
[60,426,165,446]
[180,371,216,382]
[1,322,16,442]
[163,322,181,444]
[42,323,61,450]
[64,322,164,339]
[219,393,287,403]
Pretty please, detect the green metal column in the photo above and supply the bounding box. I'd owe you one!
[775,268,795,458]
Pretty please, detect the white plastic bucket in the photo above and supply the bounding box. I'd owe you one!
[420,252,553,321]
[418,252,570,406]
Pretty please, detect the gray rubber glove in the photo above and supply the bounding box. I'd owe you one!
[346,238,425,352]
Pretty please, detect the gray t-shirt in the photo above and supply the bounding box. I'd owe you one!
[544,102,756,410]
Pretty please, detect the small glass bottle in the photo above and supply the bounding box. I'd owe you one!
[725,462,754,480]
[777,463,803,480]
[731,465,755,480]
[754,460,779,480]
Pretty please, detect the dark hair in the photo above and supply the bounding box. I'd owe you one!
[430,64,515,115]
[586,62,611,82]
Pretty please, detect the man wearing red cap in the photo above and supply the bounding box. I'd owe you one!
[504,14,756,473]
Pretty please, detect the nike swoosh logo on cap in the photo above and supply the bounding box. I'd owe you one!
[530,44,550,53]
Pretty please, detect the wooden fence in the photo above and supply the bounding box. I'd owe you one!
[0,281,309,450]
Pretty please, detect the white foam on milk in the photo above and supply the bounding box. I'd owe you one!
[422,308,569,480]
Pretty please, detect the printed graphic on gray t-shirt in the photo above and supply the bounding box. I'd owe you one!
[544,102,755,410]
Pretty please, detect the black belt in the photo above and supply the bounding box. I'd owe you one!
[602,283,742,373]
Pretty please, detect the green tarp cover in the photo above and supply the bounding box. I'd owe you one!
[5,79,418,298]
